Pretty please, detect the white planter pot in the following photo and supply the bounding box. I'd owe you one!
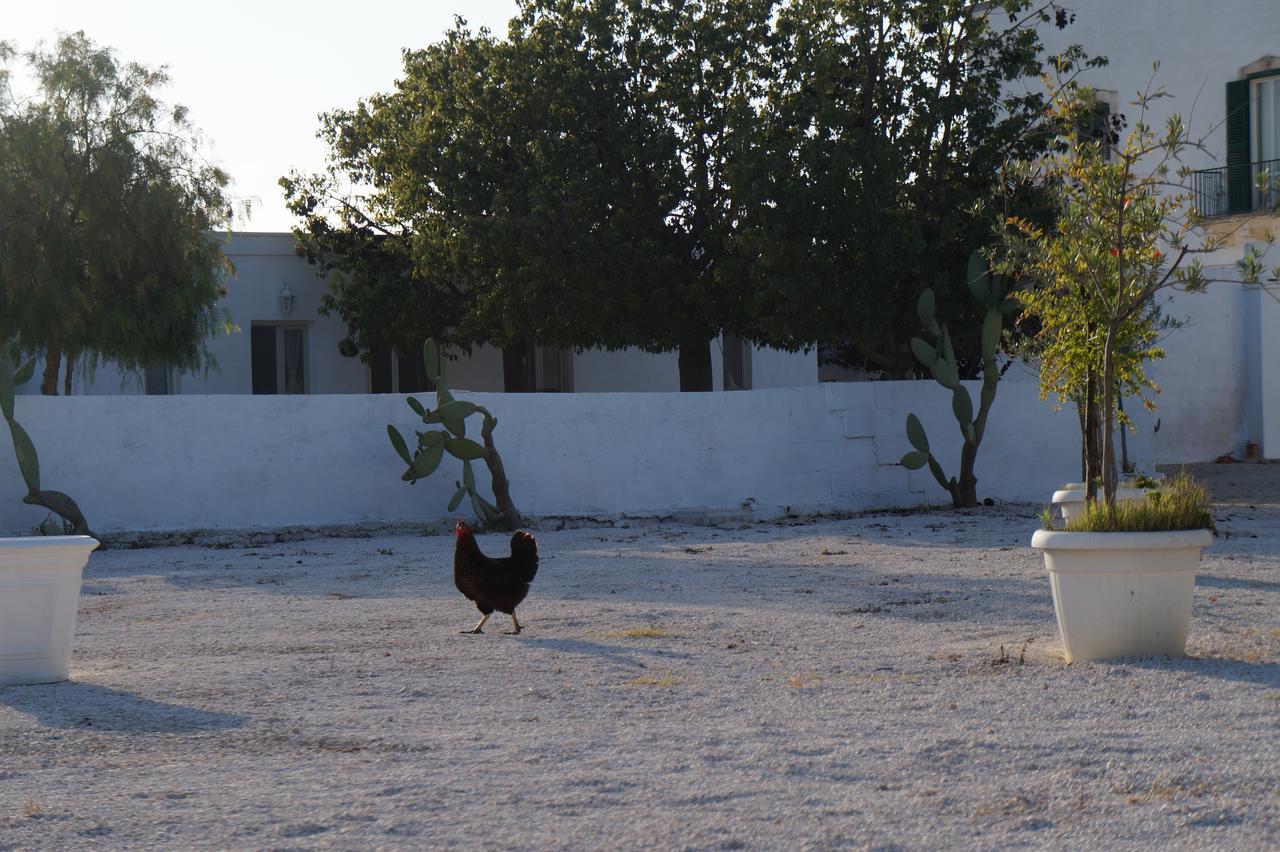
[0,536,99,686]
[1030,528,1211,663]
[1052,487,1147,522]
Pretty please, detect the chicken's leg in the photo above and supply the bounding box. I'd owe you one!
[461,613,489,634]
[502,612,522,635]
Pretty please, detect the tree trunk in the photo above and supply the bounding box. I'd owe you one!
[480,416,522,530]
[62,352,74,395]
[677,335,713,392]
[1081,375,1102,502]
[40,345,61,395]
[955,439,979,508]
[1100,327,1119,505]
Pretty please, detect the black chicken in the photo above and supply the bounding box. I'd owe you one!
[453,519,539,634]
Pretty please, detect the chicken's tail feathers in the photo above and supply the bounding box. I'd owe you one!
[509,530,539,582]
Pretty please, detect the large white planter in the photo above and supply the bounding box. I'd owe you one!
[0,536,99,686]
[1030,528,1211,663]
[1052,486,1147,522]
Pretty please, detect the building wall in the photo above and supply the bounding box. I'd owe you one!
[0,381,1152,535]
[17,231,816,397]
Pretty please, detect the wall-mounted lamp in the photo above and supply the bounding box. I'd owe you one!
[279,280,295,317]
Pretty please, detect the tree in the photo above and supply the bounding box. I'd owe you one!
[285,2,777,391]
[730,0,1085,377]
[0,32,236,395]
[287,2,1081,388]
[1009,72,1279,505]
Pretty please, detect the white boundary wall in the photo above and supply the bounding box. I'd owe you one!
[0,382,1152,535]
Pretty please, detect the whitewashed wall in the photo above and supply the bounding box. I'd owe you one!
[0,382,1152,536]
[1030,1,1280,460]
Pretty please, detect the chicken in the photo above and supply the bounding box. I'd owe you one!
[453,519,539,634]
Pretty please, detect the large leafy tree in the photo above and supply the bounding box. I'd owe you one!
[0,33,235,394]
[731,0,1080,376]
[287,1,1076,388]
[285,1,775,391]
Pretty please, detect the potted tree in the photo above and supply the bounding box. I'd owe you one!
[0,348,98,685]
[1009,72,1278,662]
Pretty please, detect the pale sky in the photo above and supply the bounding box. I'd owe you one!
[6,1,521,232]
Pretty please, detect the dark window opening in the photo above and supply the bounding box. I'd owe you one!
[503,341,535,393]
[251,324,307,395]
[370,344,394,394]
[251,325,278,394]
[722,334,751,391]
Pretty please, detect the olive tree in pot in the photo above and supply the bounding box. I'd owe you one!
[1008,72,1278,662]
[0,347,98,685]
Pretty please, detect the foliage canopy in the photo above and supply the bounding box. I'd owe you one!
[286,0,1077,389]
[0,32,236,394]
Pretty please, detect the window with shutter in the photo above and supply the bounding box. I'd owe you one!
[1226,79,1251,214]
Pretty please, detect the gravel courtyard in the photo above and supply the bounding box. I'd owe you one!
[2,485,1278,849]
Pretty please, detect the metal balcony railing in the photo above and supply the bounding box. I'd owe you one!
[1190,158,1280,217]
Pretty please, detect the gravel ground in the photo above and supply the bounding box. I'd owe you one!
[1,485,1278,849]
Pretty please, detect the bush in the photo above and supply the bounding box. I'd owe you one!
[1042,471,1213,532]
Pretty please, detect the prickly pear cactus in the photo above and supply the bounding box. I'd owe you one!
[900,253,1019,508]
[387,339,522,529]
[0,344,92,536]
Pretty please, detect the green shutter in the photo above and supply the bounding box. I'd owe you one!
[1226,79,1251,214]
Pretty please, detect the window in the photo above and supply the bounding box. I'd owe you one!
[369,344,435,393]
[503,341,573,392]
[1079,91,1119,162]
[722,333,752,391]
[1222,63,1280,214]
[251,323,308,394]
[143,363,173,395]
[537,347,572,392]
[1254,75,1280,209]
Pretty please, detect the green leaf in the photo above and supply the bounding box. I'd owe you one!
[9,420,40,493]
[916,289,935,325]
[422,338,441,383]
[433,400,479,421]
[447,485,467,512]
[967,251,992,304]
[447,437,488,461]
[436,385,455,407]
[927,455,950,492]
[405,442,444,480]
[468,487,486,523]
[980,309,1002,361]
[952,386,974,428]
[905,412,929,452]
[0,362,13,422]
[901,450,929,470]
[910,337,936,368]
[14,359,34,387]
[406,396,426,417]
[979,374,998,416]
[387,425,412,465]
[463,459,476,491]
[418,429,446,448]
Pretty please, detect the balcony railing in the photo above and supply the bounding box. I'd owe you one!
[1190,158,1280,218]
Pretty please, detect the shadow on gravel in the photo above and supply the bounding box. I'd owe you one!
[1197,574,1280,593]
[0,683,248,732]
[1124,655,1280,688]
[520,637,691,667]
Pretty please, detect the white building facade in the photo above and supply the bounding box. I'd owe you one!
[1032,0,1280,462]
[30,231,816,397]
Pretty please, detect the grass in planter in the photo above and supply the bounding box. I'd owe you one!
[1042,472,1213,532]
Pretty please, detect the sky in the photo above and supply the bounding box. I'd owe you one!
[6,1,521,232]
